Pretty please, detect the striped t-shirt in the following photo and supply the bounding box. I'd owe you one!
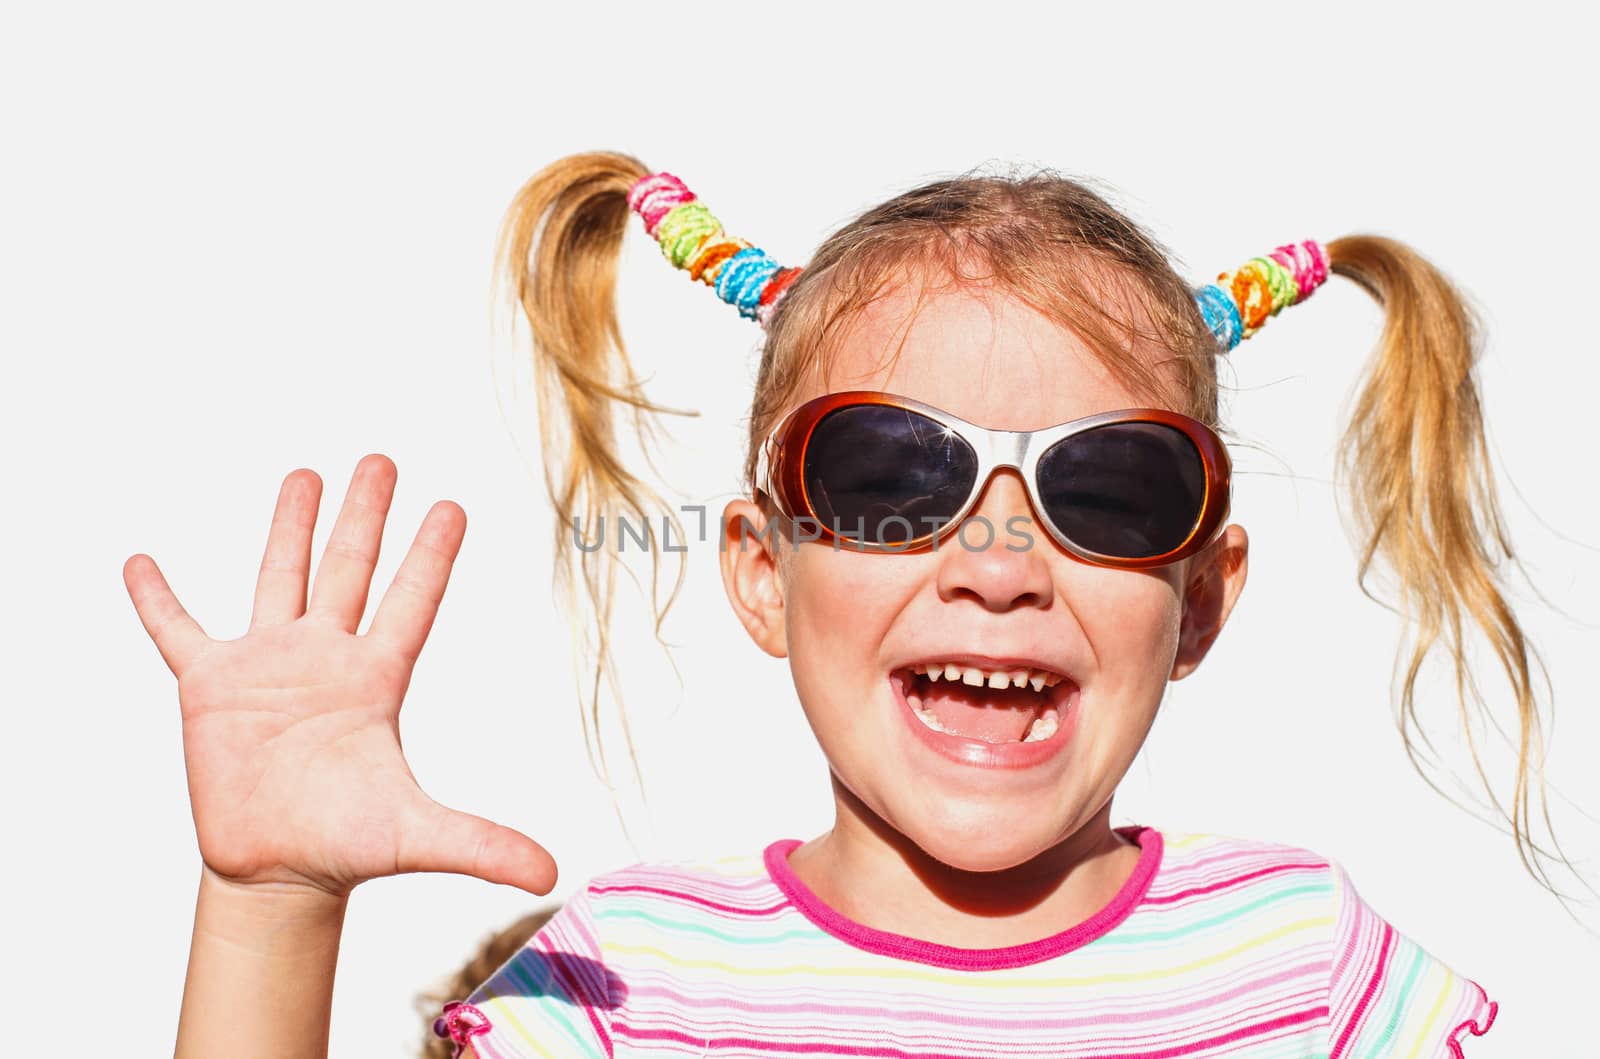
[441,826,1495,1058]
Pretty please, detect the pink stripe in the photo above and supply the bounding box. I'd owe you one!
[1330,919,1395,1059]
[1147,843,1283,879]
[1124,1005,1328,1058]
[537,934,611,1055]
[1144,860,1328,905]
[616,1022,965,1058]
[584,1004,612,1058]
[622,959,1327,1032]
[615,1005,1326,1058]
[1146,847,1311,895]
[543,910,604,998]
[588,882,788,918]
[469,1036,510,1059]
[605,867,777,893]
[761,827,1162,970]
[1447,993,1497,1059]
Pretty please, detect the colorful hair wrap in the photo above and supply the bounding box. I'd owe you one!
[1195,239,1330,351]
[628,172,802,328]
[631,171,1324,350]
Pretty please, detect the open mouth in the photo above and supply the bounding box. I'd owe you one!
[892,661,1075,745]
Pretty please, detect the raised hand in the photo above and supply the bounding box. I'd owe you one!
[125,454,556,899]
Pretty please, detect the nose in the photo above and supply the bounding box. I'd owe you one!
[934,469,1054,612]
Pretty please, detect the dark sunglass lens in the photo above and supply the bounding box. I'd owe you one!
[1036,423,1206,558]
[803,405,979,544]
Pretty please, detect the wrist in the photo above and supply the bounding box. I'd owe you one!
[195,863,349,957]
[177,864,348,1059]
[199,860,351,905]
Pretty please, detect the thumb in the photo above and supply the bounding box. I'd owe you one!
[400,797,559,895]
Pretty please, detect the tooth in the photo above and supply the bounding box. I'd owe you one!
[912,664,927,675]
[986,670,1009,689]
[1022,711,1060,742]
[1029,672,1046,692]
[943,663,962,682]
[923,665,941,681]
[1041,673,1063,688]
[1010,668,1029,689]
[962,667,985,687]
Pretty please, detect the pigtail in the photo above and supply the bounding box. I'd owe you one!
[1327,235,1564,890]
[417,907,557,1059]
[495,150,689,786]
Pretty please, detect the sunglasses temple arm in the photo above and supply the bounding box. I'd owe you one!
[752,434,776,502]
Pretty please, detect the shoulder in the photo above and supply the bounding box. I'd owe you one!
[1149,830,1496,1055]
[488,844,783,961]
[582,844,793,927]
[1146,828,1343,900]
[1322,855,1497,1056]
[440,848,778,1059]
[581,845,779,908]
[1138,829,1345,952]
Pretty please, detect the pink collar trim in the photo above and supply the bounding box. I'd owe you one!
[761,825,1162,971]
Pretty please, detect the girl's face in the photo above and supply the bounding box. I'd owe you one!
[721,282,1248,872]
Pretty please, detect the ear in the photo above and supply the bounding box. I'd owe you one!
[718,498,788,658]
[1170,523,1248,681]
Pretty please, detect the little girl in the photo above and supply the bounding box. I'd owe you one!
[127,151,1544,1057]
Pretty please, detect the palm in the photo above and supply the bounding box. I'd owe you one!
[126,455,557,897]
[180,623,415,892]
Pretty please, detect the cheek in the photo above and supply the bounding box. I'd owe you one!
[783,547,914,644]
[780,548,920,719]
[1078,570,1186,696]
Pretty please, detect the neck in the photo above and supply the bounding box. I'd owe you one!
[785,776,1142,949]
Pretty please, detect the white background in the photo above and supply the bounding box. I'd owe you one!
[4,3,1598,1055]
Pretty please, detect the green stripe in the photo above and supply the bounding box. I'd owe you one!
[596,882,1333,955]
[484,947,601,1054]
[1357,940,1426,1058]
[1087,883,1333,947]
[596,906,823,947]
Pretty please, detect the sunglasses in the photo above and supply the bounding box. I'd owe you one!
[753,391,1231,568]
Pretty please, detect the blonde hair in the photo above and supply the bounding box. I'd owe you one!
[494,152,686,785]
[496,150,1567,893]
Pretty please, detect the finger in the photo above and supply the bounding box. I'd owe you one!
[123,554,211,676]
[366,500,466,665]
[306,454,398,633]
[250,469,322,628]
[400,797,559,895]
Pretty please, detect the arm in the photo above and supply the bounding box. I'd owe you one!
[175,869,347,1058]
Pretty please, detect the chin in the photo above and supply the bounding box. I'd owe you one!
[888,798,1078,875]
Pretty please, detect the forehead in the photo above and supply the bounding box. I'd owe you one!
[810,282,1161,433]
